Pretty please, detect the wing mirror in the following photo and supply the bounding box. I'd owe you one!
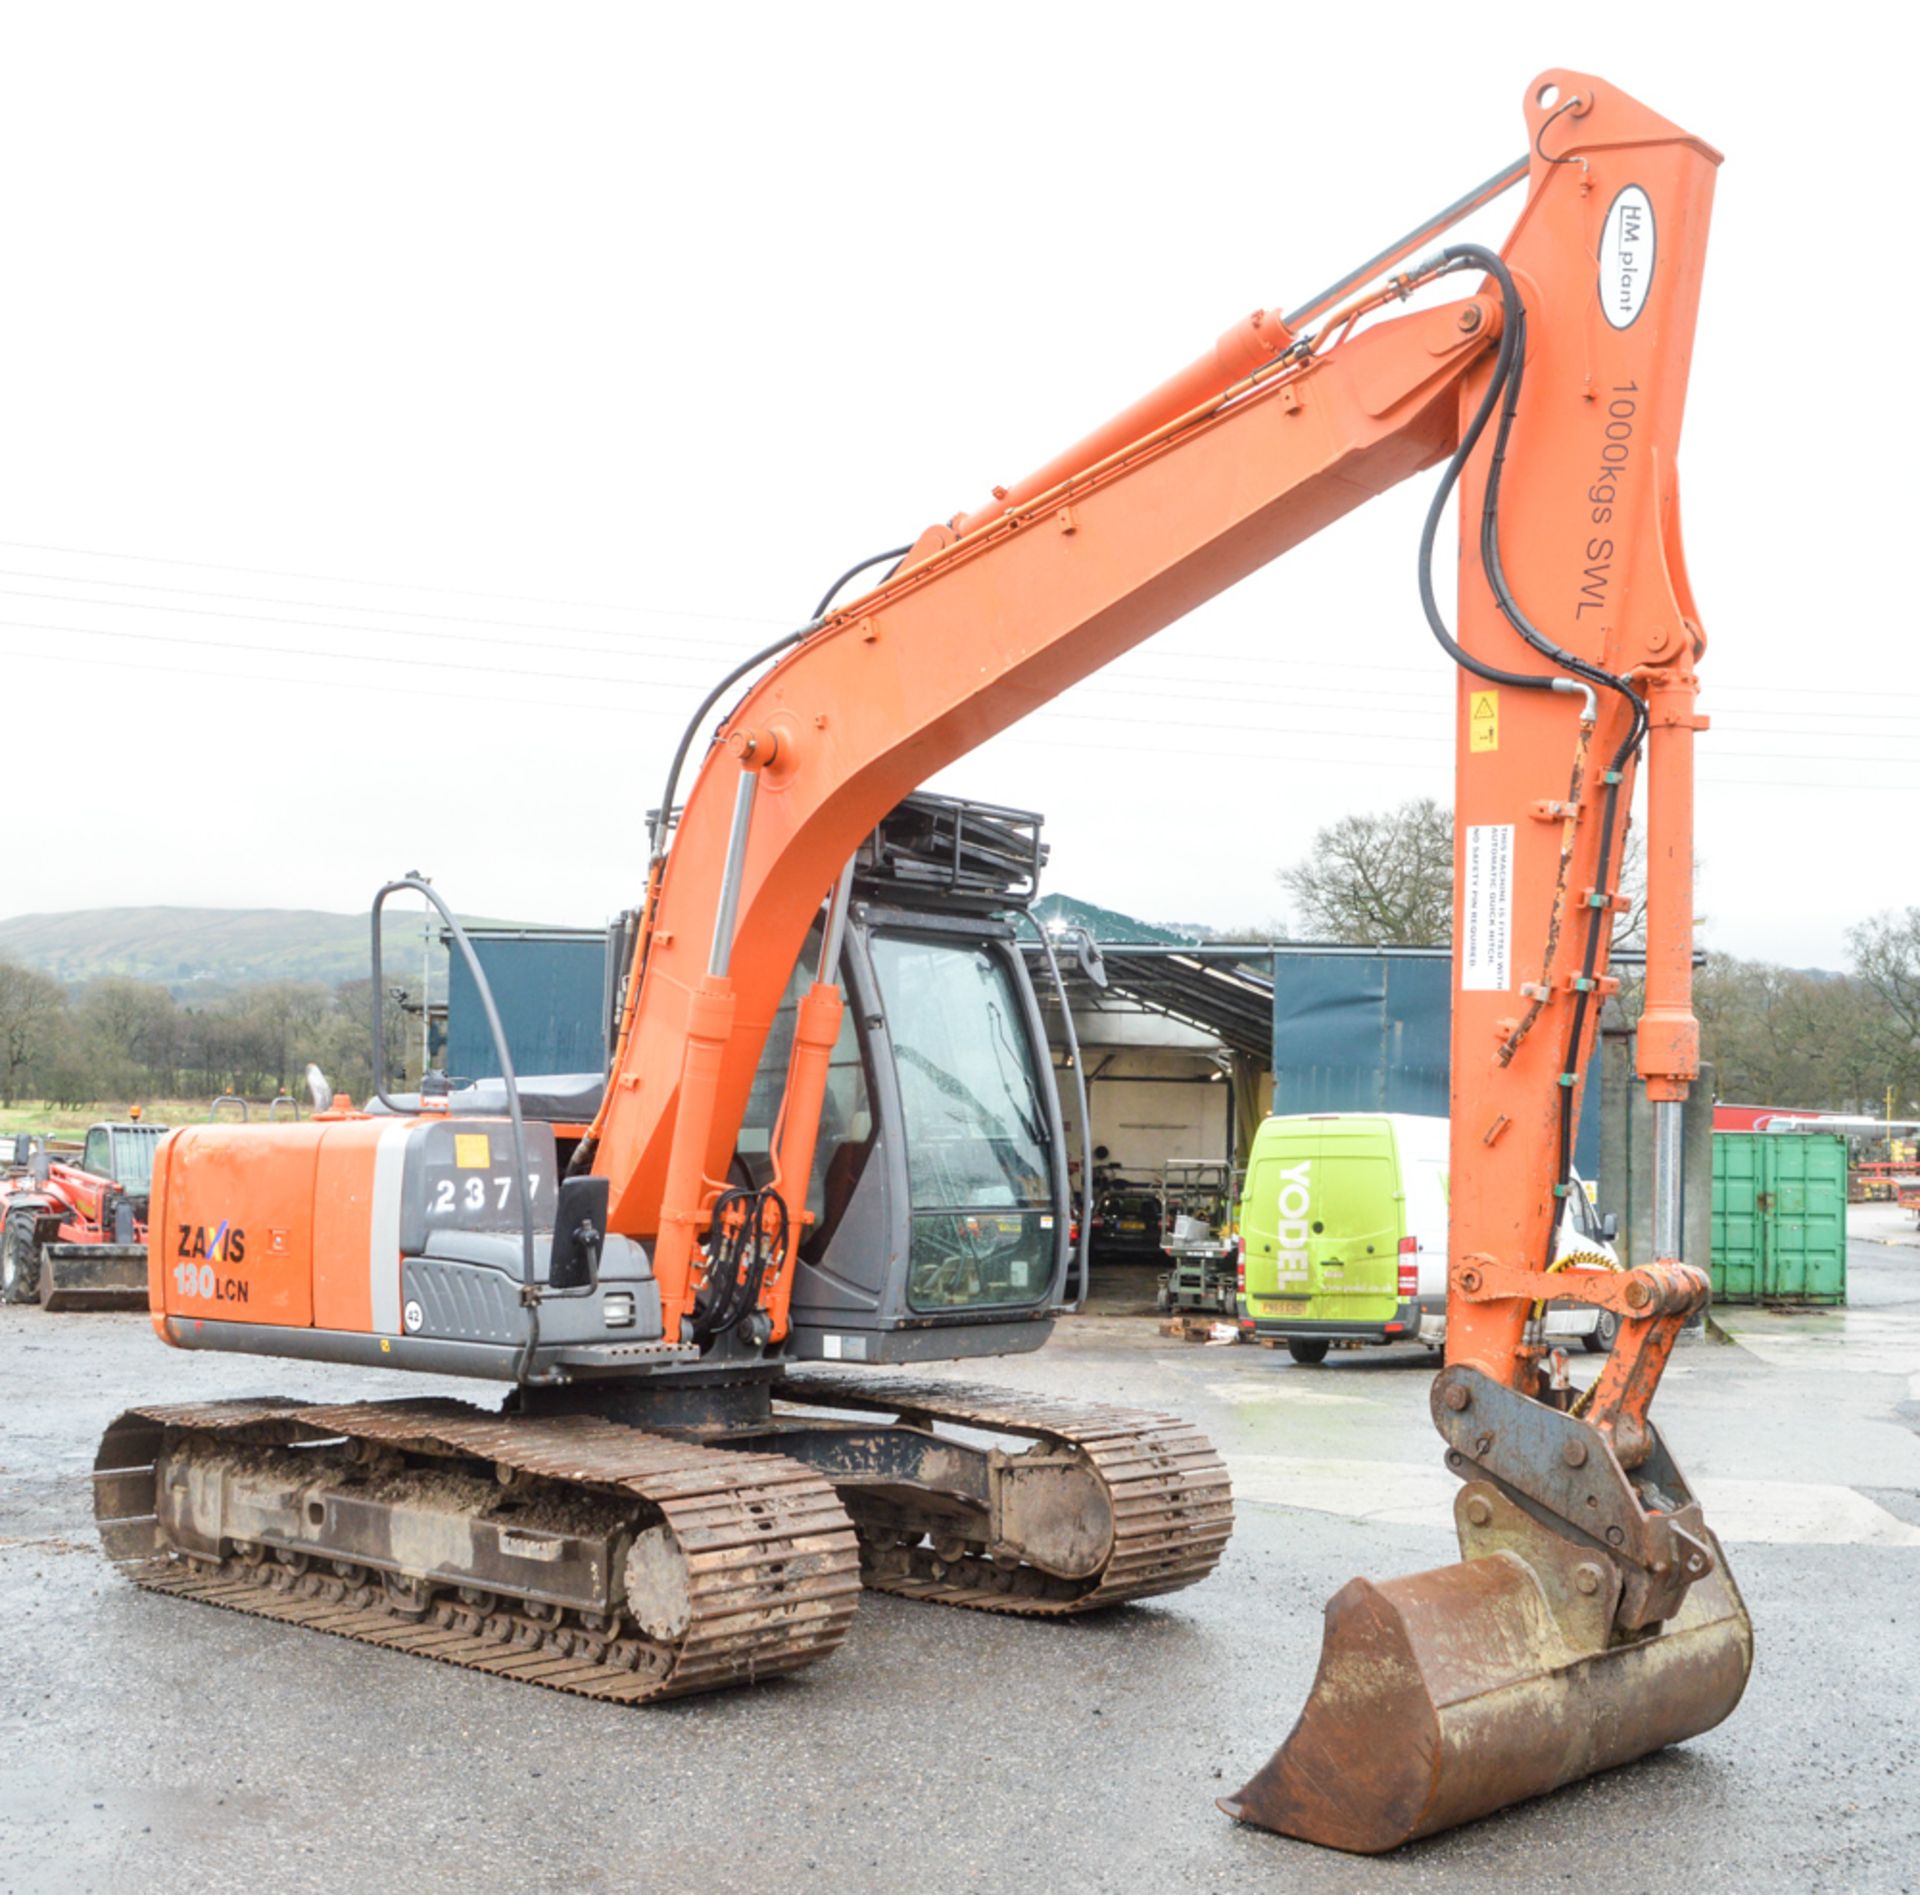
[1599,1211,1620,1244]
[548,1175,609,1291]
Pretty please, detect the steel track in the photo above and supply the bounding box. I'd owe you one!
[775,1372,1234,1614]
[93,1397,861,1703]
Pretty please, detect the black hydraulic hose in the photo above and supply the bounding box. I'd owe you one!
[1448,251,1649,1215]
[585,547,911,1182]
[1450,243,1650,752]
[1414,265,1560,696]
[813,544,912,621]
[651,627,811,857]
[650,545,916,860]
[1416,244,1651,1232]
[1282,155,1529,333]
[689,1186,787,1346]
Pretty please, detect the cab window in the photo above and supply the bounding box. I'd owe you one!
[107,1130,159,1194]
[735,925,874,1264]
[1568,1182,1602,1242]
[870,932,1055,1312]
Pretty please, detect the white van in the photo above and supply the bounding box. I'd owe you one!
[1236,1111,1621,1364]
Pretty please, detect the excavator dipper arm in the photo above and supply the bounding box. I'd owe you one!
[584,67,1746,1850]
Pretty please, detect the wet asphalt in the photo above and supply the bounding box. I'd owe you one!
[2,1225,1918,1894]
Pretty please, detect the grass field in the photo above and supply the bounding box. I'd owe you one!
[0,1098,273,1137]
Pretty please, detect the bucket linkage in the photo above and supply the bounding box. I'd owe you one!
[1222,1283,1753,1854]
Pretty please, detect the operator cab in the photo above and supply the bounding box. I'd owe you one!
[81,1122,167,1194]
[738,902,1067,1361]
[364,794,1074,1371]
[724,793,1072,1362]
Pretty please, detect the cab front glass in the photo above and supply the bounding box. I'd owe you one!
[868,932,1056,1313]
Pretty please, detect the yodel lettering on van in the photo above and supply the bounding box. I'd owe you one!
[1272,1161,1312,1287]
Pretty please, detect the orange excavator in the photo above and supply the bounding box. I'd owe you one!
[91,68,1747,1852]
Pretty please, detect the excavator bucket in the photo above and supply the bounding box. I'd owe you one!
[1220,1481,1752,1853]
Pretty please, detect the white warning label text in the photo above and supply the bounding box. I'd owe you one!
[1462,823,1514,993]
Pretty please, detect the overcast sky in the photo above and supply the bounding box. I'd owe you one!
[0,4,1908,970]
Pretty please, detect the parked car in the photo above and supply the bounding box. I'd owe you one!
[1235,1112,1620,1363]
[1088,1183,1164,1262]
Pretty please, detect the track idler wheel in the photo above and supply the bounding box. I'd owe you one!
[1220,1481,1752,1853]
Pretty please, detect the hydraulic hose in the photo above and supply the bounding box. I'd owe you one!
[650,545,915,860]
[813,544,912,621]
[1415,245,1651,1228]
[650,627,812,859]
[577,545,910,1187]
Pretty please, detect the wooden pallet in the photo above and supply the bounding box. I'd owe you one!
[1158,1312,1233,1342]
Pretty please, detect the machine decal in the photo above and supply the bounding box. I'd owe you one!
[175,1220,246,1264]
[170,1260,250,1304]
[1271,1162,1312,1289]
[1461,824,1514,993]
[367,1121,412,1335]
[1469,690,1499,753]
[1598,184,1655,328]
[454,1134,492,1169]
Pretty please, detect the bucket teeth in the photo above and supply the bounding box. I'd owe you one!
[1222,1483,1752,1853]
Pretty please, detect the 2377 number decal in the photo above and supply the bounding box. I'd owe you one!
[429,1173,539,1217]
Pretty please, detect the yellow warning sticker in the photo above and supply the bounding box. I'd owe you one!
[1469,690,1499,752]
[454,1133,492,1169]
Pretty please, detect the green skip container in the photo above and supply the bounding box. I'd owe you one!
[1709,1131,1848,1305]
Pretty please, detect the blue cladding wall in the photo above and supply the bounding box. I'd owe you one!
[447,936,608,1080]
[1269,952,1602,1178]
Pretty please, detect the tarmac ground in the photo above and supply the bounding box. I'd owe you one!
[3,1207,1918,1892]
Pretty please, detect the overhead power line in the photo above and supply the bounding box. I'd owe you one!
[12,638,1917,795]
[14,617,1918,761]
[0,568,786,649]
[0,539,1908,713]
[0,537,797,625]
[0,585,764,667]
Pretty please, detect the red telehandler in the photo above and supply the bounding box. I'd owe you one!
[92,69,1745,1852]
[2,1117,166,1309]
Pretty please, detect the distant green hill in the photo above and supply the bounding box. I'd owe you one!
[0,906,538,994]
[1032,893,1198,946]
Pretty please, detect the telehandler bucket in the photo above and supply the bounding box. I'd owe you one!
[1220,1479,1752,1853]
[41,1243,149,1311]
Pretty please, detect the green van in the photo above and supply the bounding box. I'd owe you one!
[1235,1112,1616,1363]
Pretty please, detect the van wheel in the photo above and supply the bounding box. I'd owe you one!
[1286,1338,1330,1365]
[1582,1309,1620,1355]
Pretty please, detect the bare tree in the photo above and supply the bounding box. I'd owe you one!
[1278,798,1454,944]
[1849,908,1920,1043]
[1279,797,1652,952]
[0,958,68,1105]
